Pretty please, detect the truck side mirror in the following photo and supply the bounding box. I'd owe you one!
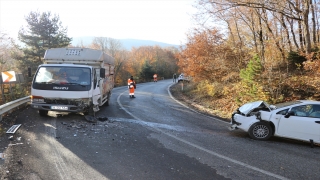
[28,67,31,77]
[100,68,105,78]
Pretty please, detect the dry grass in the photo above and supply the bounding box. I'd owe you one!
[170,82,232,121]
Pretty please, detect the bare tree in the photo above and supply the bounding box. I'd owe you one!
[90,37,127,85]
[0,32,20,72]
[197,0,314,54]
[91,37,109,53]
[310,0,317,44]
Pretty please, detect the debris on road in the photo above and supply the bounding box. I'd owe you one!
[8,136,14,141]
[6,124,21,134]
[85,115,97,123]
[8,143,23,146]
[97,116,108,121]
[0,153,4,160]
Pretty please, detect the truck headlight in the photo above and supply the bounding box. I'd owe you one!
[31,96,45,102]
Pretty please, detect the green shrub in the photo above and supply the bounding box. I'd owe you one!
[287,51,306,68]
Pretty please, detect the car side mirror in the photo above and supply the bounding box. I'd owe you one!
[284,111,295,118]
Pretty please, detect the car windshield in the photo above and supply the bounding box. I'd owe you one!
[273,101,302,109]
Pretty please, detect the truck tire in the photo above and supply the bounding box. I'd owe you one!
[88,104,95,116]
[83,104,95,116]
[104,99,109,106]
[39,110,48,116]
[104,92,111,106]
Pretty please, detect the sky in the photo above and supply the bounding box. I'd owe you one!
[0,0,198,45]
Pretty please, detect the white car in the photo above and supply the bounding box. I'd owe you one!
[177,73,190,83]
[229,100,320,145]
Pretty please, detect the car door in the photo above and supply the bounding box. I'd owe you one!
[277,105,320,142]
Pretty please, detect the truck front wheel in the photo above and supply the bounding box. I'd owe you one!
[84,104,95,116]
[83,104,97,122]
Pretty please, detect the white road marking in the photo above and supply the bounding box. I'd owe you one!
[116,85,289,180]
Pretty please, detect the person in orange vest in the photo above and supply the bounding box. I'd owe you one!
[128,76,136,98]
[153,74,157,82]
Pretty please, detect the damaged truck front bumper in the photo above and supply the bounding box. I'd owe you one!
[31,98,91,113]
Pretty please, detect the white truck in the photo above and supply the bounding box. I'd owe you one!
[30,48,114,116]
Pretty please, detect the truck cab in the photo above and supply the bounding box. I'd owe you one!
[30,48,114,116]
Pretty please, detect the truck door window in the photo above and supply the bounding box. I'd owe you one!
[93,69,97,88]
[95,68,102,87]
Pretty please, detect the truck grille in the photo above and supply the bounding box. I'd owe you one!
[45,99,80,106]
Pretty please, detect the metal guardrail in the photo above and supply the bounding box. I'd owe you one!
[0,96,30,121]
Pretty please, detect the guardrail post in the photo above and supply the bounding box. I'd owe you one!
[9,82,13,100]
[0,82,4,103]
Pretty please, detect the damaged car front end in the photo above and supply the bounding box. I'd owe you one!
[229,100,320,145]
[230,101,274,140]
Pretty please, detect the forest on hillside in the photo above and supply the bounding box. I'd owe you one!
[175,0,320,118]
[1,0,320,119]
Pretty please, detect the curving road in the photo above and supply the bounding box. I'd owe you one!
[3,79,320,180]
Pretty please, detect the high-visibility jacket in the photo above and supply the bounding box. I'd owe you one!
[128,79,136,89]
[128,79,136,95]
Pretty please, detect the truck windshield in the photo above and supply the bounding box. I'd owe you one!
[34,67,91,85]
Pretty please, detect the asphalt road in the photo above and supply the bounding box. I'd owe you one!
[1,79,320,180]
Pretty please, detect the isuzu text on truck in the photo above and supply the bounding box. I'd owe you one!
[30,48,114,117]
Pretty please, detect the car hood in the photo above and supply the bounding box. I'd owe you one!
[238,100,270,115]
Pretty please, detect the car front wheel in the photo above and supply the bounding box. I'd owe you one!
[248,122,273,140]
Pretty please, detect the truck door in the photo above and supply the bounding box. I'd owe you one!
[92,69,101,105]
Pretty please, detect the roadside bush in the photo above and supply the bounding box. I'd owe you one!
[237,55,270,103]
[287,51,306,69]
[193,80,223,98]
